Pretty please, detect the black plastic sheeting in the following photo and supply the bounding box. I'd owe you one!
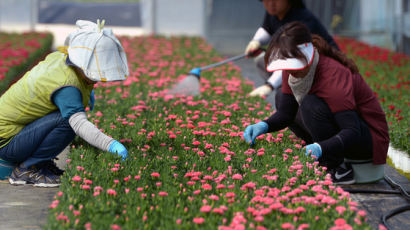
[343,166,410,229]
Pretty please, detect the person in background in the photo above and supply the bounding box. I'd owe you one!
[243,22,389,185]
[246,0,339,98]
[0,20,129,187]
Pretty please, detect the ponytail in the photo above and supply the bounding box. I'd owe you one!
[312,34,359,74]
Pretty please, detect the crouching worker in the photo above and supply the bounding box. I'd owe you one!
[243,22,389,185]
[0,20,129,187]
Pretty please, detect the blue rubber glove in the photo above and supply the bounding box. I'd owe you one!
[108,140,128,160]
[305,143,322,160]
[88,90,95,111]
[189,68,201,77]
[243,121,269,146]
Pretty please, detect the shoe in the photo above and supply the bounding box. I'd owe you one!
[42,160,65,176]
[331,162,355,185]
[9,166,61,187]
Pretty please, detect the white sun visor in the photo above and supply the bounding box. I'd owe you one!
[266,42,315,72]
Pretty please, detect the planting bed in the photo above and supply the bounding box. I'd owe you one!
[0,31,53,94]
[46,36,372,230]
[336,37,409,156]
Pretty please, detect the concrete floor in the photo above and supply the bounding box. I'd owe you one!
[0,147,68,230]
[0,182,57,230]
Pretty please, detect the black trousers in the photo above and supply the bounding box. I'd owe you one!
[275,90,373,169]
[275,90,313,144]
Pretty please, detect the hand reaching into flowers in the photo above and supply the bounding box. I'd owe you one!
[305,143,322,160]
[109,140,128,160]
[243,121,269,146]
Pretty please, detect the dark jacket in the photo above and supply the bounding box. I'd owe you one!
[262,8,339,50]
[265,55,389,164]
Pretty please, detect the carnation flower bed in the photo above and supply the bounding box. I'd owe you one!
[0,31,53,94]
[46,36,371,230]
[336,37,409,155]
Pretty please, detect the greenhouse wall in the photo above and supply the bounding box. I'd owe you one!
[0,0,38,32]
[2,0,408,55]
[305,0,410,54]
[205,0,265,55]
[141,0,208,36]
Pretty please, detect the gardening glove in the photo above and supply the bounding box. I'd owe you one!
[249,84,273,97]
[109,140,128,160]
[245,40,262,57]
[305,143,322,160]
[189,68,201,77]
[88,90,95,111]
[243,121,269,146]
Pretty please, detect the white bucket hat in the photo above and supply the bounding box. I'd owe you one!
[65,19,129,82]
[266,42,315,72]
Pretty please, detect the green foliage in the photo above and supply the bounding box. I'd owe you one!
[336,37,409,156]
[0,32,53,94]
[45,36,370,229]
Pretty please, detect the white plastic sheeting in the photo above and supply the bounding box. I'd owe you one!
[388,145,410,173]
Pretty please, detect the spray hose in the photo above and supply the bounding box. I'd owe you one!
[189,48,265,78]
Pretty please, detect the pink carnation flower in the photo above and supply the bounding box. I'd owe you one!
[158,191,168,196]
[202,184,212,190]
[193,217,205,224]
[72,175,81,182]
[232,174,243,180]
[81,185,91,190]
[107,189,117,196]
[281,222,294,229]
[192,141,201,145]
[200,205,212,213]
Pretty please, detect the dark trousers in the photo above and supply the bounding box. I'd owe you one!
[0,111,75,168]
[275,90,313,144]
[276,91,373,169]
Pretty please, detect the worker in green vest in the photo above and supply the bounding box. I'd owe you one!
[0,20,129,187]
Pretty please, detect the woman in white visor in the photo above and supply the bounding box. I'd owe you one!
[243,22,389,185]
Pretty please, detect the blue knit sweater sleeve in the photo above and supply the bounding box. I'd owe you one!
[52,86,85,120]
